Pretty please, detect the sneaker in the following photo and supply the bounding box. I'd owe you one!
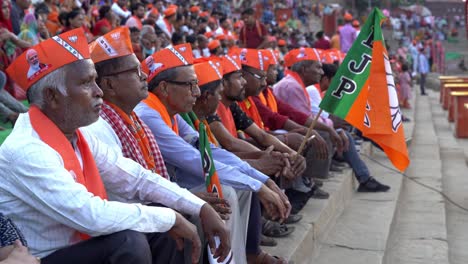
[357,177,390,192]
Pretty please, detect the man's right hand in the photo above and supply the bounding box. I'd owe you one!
[195,192,231,220]
[168,213,202,264]
[1,240,39,264]
[258,184,287,222]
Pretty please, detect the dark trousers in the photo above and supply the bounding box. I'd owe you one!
[41,230,185,264]
[245,192,261,255]
[420,73,427,95]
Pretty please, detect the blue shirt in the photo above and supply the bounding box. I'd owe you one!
[417,53,429,74]
[134,102,269,192]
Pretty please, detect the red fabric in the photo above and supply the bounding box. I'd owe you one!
[237,97,267,130]
[314,39,331,50]
[29,105,107,239]
[216,102,238,138]
[92,18,112,36]
[239,21,266,49]
[252,95,288,130]
[100,102,169,179]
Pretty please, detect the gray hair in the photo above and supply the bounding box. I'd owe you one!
[290,60,314,73]
[27,67,68,108]
[140,25,155,37]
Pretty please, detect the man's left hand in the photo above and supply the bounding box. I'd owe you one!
[199,204,231,262]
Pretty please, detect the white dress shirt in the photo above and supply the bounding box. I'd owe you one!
[81,116,205,212]
[0,113,203,257]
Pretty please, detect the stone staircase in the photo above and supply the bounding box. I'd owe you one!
[261,91,416,263]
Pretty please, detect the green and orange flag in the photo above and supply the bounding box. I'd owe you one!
[319,7,409,172]
[180,112,224,197]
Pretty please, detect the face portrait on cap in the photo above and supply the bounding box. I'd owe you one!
[26,49,48,79]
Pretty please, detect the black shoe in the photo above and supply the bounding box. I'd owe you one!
[357,177,390,192]
[421,93,428,96]
[308,185,330,199]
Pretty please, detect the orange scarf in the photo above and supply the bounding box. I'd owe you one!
[192,118,219,146]
[132,15,143,29]
[258,88,278,113]
[164,18,173,34]
[107,102,157,173]
[237,97,267,130]
[29,105,107,239]
[286,70,311,110]
[216,103,238,138]
[143,92,179,135]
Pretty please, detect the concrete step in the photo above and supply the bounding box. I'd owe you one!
[262,160,356,262]
[382,90,450,264]
[311,150,404,264]
[309,88,416,264]
[430,91,468,264]
[261,86,417,263]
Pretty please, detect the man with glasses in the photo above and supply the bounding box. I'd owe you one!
[81,28,232,264]
[1,28,205,264]
[210,49,329,214]
[134,43,290,264]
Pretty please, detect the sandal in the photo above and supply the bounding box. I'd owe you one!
[248,251,291,264]
[260,234,277,247]
[262,220,295,238]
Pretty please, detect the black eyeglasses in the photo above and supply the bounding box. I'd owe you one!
[102,66,143,79]
[243,70,266,81]
[165,79,199,94]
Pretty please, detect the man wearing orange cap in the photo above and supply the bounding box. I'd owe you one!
[83,27,232,263]
[1,28,203,264]
[206,39,223,59]
[135,44,289,264]
[212,50,332,207]
[156,6,177,39]
[275,49,390,192]
[191,60,293,263]
[339,12,357,53]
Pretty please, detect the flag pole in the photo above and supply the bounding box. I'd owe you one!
[296,109,323,156]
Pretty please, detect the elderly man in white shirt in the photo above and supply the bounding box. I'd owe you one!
[1,28,229,264]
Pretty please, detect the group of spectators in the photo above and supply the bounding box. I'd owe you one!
[0,0,424,263]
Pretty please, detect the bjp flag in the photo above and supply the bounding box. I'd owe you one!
[319,8,409,172]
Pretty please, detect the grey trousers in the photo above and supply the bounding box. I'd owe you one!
[190,184,251,264]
